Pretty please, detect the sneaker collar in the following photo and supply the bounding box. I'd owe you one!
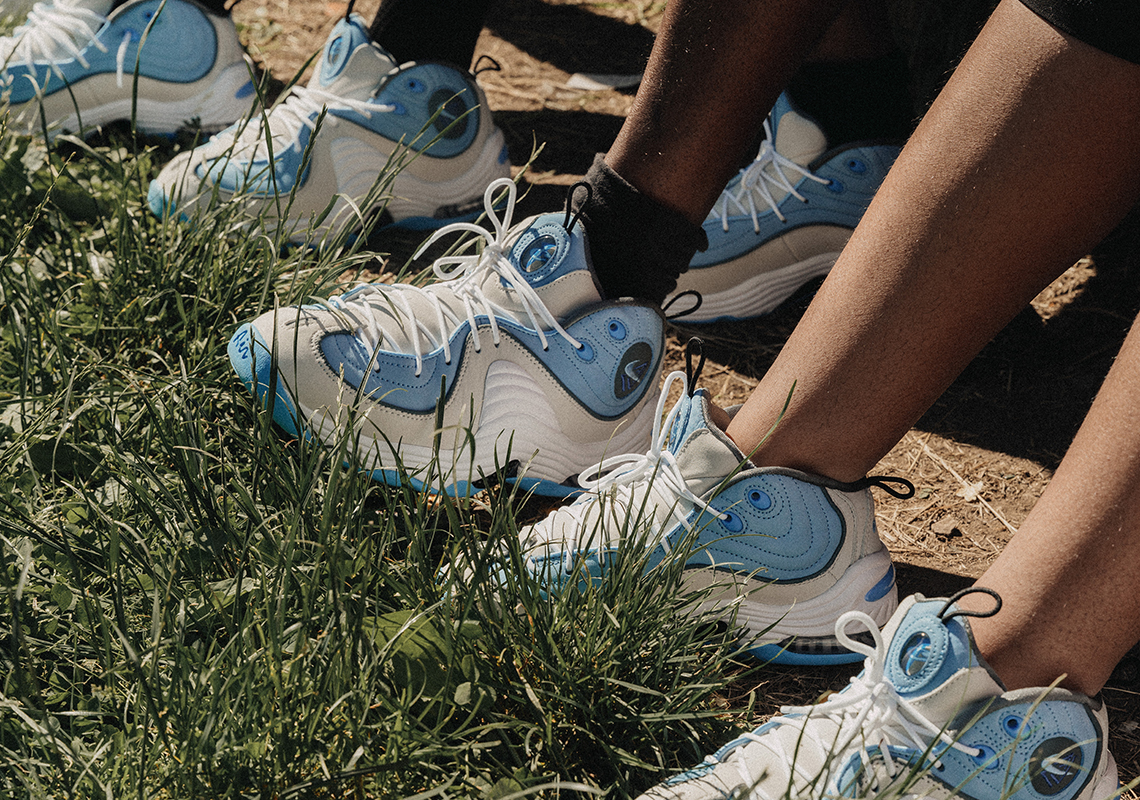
[770,91,829,167]
[665,385,747,498]
[882,594,1006,705]
[313,13,397,98]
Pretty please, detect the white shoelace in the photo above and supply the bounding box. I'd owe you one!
[716,611,984,799]
[525,370,731,560]
[711,118,831,231]
[317,177,583,378]
[0,0,138,93]
[221,84,396,162]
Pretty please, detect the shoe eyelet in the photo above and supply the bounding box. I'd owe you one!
[970,744,999,770]
[846,158,867,174]
[607,320,626,340]
[721,511,743,532]
[935,761,946,773]
[576,341,595,361]
[747,489,771,510]
[1002,714,1024,736]
[407,78,426,93]
[826,179,845,193]
[392,102,408,115]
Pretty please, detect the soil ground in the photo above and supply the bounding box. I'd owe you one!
[222,0,1140,786]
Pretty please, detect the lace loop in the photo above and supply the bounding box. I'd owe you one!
[527,370,729,556]
[320,177,581,378]
[223,84,395,163]
[1,1,111,94]
[712,118,831,231]
[714,609,983,800]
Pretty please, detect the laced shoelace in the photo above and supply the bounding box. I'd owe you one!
[524,370,732,562]
[316,177,583,378]
[714,610,985,800]
[221,84,396,162]
[711,118,831,231]
[0,1,139,93]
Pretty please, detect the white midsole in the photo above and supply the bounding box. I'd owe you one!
[301,380,661,488]
[386,126,510,221]
[683,547,897,642]
[676,251,838,322]
[34,61,254,136]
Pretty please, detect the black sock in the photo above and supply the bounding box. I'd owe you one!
[368,0,493,68]
[785,50,915,146]
[573,155,708,306]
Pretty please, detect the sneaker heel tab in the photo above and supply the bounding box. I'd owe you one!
[849,474,915,499]
[683,336,705,392]
[472,54,502,78]
[662,289,702,321]
[562,180,591,233]
[938,586,1002,624]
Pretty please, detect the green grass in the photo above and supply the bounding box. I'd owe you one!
[0,124,749,798]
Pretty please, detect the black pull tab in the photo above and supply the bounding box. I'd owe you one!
[662,290,703,321]
[684,337,706,395]
[473,55,502,76]
[563,181,592,232]
[345,0,356,19]
[939,587,1003,623]
[856,474,916,499]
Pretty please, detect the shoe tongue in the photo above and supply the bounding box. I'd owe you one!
[311,14,398,98]
[882,595,1005,711]
[496,213,604,319]
[664,388,746,497]
[770,92,829,167]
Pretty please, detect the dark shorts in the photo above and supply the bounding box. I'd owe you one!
[1019,0,1140,64]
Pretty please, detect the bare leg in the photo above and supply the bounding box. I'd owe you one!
[718,0,1140,694]
[962,319,1140,694]
[606,0,889,225]
[727,0,1140,483]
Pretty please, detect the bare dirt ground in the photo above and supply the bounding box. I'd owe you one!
[226,0,1140,784]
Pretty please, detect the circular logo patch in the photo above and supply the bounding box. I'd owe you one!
[519,234,559,273]
[614,341,653,400]
[326,36,345,68]
[899,631,932,676]
[1030,737,1084,796]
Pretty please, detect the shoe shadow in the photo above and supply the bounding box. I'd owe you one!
[484,0,654,81]
[495,108,624,177]
[894,563,972,600]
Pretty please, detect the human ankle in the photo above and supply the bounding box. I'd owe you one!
[573,155,708,305]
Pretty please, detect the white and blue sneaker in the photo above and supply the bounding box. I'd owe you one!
[667,93,901,323]
[1,0,253,137]
[641,590,1118,800]
[227,178,664,497]
[149,11,510,244]
[516,362,908,664]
